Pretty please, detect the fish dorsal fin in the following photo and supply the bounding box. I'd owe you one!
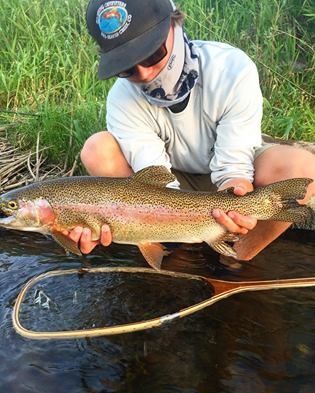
[132,166,176,188]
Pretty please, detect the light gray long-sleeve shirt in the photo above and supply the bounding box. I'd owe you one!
[106,40,263,187]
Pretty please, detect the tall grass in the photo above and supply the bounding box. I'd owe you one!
[182,0,315,141]
[0,0,110,167]
[0,0,314,170]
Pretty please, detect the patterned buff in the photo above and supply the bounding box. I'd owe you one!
[140,24,199,107]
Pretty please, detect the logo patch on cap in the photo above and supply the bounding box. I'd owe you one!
[96,1,132,40]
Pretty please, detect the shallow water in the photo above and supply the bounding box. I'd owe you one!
[0,228,314,393]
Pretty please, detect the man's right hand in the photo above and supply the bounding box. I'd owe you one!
[62,224,112,254]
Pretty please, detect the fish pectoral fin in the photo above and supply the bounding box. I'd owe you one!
[51,231,82,256]
[138,242,170,270]
[206,239,237,259]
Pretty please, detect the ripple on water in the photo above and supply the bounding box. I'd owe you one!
[0,228,314,392]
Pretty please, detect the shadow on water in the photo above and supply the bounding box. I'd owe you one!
[0,228,314,393]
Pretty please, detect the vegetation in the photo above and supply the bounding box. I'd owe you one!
[0,0,314,171]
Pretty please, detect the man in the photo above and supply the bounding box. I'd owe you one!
[66,0,314,260]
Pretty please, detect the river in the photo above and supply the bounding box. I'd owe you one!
[0,228,314,392]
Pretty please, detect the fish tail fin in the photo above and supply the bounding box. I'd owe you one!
[271,204,315,230]
[268,179,315,229]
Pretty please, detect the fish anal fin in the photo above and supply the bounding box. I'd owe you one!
[206,239,237,259]
[222,233,240,243]
[138,242,170,270]
[51,231,82,256]
[132,166,176,188]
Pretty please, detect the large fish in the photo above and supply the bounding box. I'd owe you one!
[0,166,314,269]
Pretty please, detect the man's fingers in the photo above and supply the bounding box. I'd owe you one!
[227,211,257,230]
[65,225,112,254]
[232,186,248,196]
[100,224,112,247]
[213,209,247,234]
[68,226,83,243]
[79,228,99,254]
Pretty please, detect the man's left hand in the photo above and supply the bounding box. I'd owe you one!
[212,178,257,235]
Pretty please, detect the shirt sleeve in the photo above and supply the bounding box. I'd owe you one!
[106,80,172,173]
[209,58,263,187]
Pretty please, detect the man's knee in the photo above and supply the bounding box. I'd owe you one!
[254,145,315,187]
[80,131,132,177]
[81,131,118,176]
[81,131,109,166]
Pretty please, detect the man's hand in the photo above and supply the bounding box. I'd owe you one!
[62,224,112,254]
[212,178,257,235]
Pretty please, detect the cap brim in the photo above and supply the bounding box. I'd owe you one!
[98,16,171,80]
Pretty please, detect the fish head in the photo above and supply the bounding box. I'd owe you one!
[0,194,55,233]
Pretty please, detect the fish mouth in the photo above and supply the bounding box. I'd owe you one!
[0,205,19,227]
[0,210,7,219]
[0,215,16,226]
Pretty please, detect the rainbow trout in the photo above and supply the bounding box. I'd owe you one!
[0,166,313,269]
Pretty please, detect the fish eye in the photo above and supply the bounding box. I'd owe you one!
[8,201,18,210]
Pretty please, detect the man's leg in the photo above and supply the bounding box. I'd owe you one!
[80,131,133,177]
[234,145,315,260]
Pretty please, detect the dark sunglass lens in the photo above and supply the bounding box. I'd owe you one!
[140,44,167,67]
[116,42,167,78]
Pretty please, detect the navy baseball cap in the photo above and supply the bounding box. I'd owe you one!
[86,0,176,79]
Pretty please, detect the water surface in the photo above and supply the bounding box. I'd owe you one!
[0,229,314,393]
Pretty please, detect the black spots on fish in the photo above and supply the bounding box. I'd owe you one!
[281,199,301,210]
[297,206,315,230]
[132,166,176,188]
[272,203,315,230]
[261,178,312,201]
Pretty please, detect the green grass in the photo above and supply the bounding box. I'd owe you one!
[0,0,314,171]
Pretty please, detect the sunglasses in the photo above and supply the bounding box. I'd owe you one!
[117,42,167,78]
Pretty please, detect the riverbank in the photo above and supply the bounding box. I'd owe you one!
[0,0,314,172]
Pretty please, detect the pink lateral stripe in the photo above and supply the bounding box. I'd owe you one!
[53,202,207,224]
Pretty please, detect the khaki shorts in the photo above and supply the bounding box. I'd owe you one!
[172,143,276,192]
